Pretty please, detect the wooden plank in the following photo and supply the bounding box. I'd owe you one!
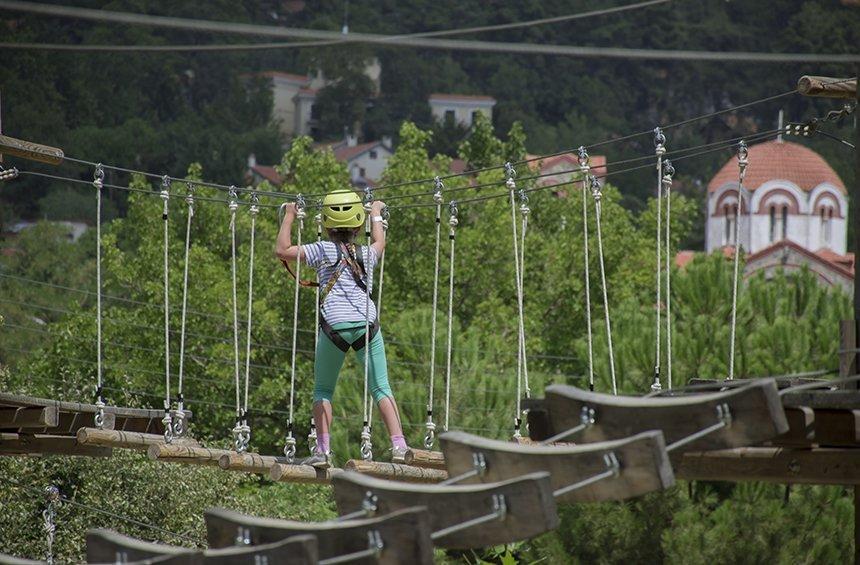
[808,409,860,447]
[0,433,111,457]
[76,428,198,450]
[782,390,860,410]
[87,528,318,564]
[0,407,58,429]
[797,76,857,99]
[147,444,231,467]
[0,134,64,165]
[403,448,446,470]
[268,463,343,484]
[676,447,860,485]
[770,407,815,447]
[205,506,434,565]
[441,430,675,503]
[544,378,789,451]
[217,452,288,474]
[345,460,448,483]
[332,471,558,550]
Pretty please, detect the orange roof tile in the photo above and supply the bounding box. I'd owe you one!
[708,140,845,194]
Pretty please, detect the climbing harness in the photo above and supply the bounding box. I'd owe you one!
[173,181,195,438]
[92,164,106,429]
[506,163,526,438]
[226,187,245,453]
[578,147,595,392]
[283,195,306,462]
[444,201,459,432]
[728,141,749,380]
[425,177,444,449]
[43,485,60,565]
[360,186,374,461]
[662,160,675,390]
[652,127,666,393]
[590,176,617,395]
[160,175,173,443]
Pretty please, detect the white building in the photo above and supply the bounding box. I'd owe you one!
[706,139,847,255]
[429,94,496,127]
[319,135,394,187]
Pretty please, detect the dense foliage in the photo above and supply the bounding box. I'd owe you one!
[1,115,854,561]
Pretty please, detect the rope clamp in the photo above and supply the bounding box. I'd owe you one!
[94,395,105,429]
[228,186,239,213]
[577,145,590,171]
[504,161,516,181]
[93,163,104,190]
[363,186,373,212]
[589,176,603,202]
[283,431,297,462]
[433,176,444,204]
[654,127,666,156]
[294,194,306,219]
[162,405,174,444]
[307,417,318,454]
[184,182,195,207]
[248,191,260,217]
[360,425,373,461]
[737,141,749,182]
[448,201,459,228]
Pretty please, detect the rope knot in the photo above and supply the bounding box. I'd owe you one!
[248,191,260,217]
[184,182,195,207]
[518,189,530,216]
[737,141,749,181]
[448,201,459,228]
[504,161,516,181]
[589,176,603,202]
[228,186,239,213]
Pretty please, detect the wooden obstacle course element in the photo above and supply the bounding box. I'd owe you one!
[0,406,58,429]
[403,448,446,470]
[440,430,674,503]
[332,471,558,549]
[797,75,857,99]
[77,428,199,450]
[0,433,111,458]
[218,452,289,474]
[147,444,232,467]
[677,447,860,485]
[86,528,318,564]
[345,459,448,483]
[542,378,788,452]
[205,506,434,565]
[0,134,64,165]
[268,462,343,484]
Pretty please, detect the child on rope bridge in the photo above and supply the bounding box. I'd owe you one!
[276,189,408,468]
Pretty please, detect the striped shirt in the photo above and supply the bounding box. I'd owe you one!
[302,241,378,325]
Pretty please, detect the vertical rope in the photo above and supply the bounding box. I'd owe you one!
[505,163,525,437]
[360,188,373,461]
[577,148,595,391]
[92,165,105,428]
[227,188,242,448]
[159,176,172,442]
[309,210,322,453]
[240,193,259,449]
[174,182,194,436]
[425,178,444,449]
[652,127,666,392]
[518,189,531,399]
[728,142,749,380]
[663,161,675,390]
[591,176,617,395]
[284,197,305,461]
[444,201,458,431]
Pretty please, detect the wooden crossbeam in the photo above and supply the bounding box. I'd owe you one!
[677,447,860,485]
[345,460,448,483]
[268,463,343,484]
[205,506,434,565]
[147,444,231,467]
[403,448,446,470]
[0,433,111,457]
[782,390,860,410]
[218,452,289,474]
[797,75,857,99]
[77,428,199,450]
[0,406,59,429]
[0,134,64,165]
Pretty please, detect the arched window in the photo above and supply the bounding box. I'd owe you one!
[781,205,788,240]
[769,206,776,242]
[725,203,737,245]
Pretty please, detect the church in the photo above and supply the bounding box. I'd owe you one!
[702,138,853,292]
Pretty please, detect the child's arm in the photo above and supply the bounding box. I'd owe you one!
[275,203,304,263]
[370,200,386,257]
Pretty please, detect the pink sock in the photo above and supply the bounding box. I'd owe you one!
[317,433,330,454]
[391,434,407,450]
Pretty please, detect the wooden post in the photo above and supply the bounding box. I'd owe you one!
[403,448,446,470]
[344,459,448,483]
[76,428,198,450]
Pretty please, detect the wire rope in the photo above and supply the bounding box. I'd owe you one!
[728,141,749,380]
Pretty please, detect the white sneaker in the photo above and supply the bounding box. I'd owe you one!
[391,446,409,464]
[301,451,332,469]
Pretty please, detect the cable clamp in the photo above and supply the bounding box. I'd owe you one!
[433,176,444,204]
[228,186,239,213]
[0,165,19,181]
[184,181,195,207]
[448,201,459,228]
[577,145,590,171]
[589,175,603,202]
[248,191,260,217]
[283,430,297,462]
[654,127,666,156]
[92,163,104,190]
[360,424,373,461]
[294,193,305,220]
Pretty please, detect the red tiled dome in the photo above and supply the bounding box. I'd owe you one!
[707,140,845,194]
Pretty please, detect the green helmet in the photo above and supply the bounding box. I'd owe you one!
[322,189,365,229]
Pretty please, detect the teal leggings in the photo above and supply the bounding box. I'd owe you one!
[314,321,393,404]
